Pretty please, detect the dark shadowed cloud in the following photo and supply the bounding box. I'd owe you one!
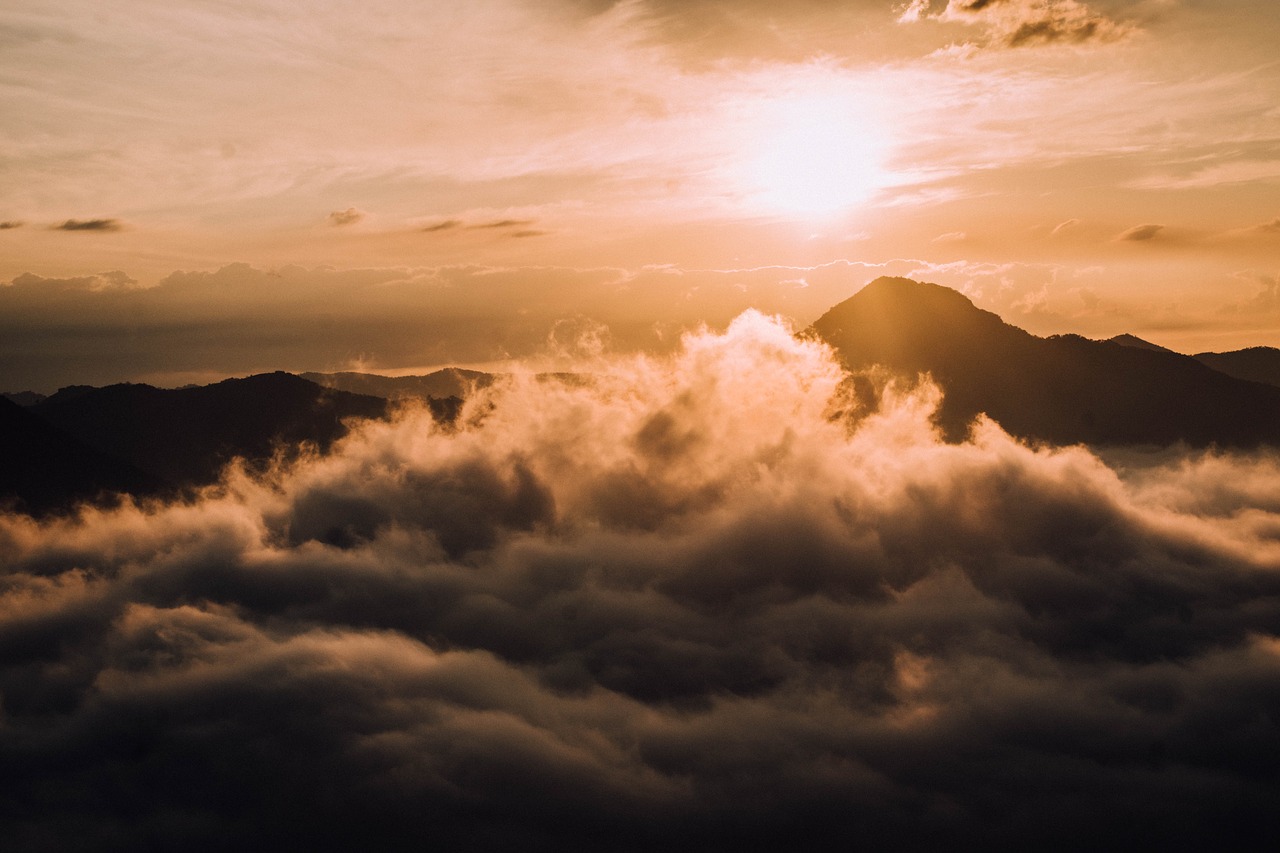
[52,218,122,232]
[327,207,365,226]
[422,219,463,232]
[0,315,1278,850]
[1118,222,1164,241]
[0,220,22,230]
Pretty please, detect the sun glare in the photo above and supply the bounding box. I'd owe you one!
[737,92,888,219]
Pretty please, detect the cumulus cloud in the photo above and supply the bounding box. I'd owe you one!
[52,217,122,232]
[327,207,365,226]
[0,314,1278,849]
[1118,222,1164,241]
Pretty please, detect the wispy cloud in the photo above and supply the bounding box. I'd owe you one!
[52,218,121,232]
[470,218,536,230]
[1117,223,1164,241]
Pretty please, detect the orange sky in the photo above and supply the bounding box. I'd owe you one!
[2,0,1279,388]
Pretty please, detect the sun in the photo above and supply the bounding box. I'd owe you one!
[736,91,889,220]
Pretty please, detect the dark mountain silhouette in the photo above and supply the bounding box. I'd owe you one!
[1192,347,1280,389]
[1,390,47,406]
[1108,333,1172,353]
[811,277,1280,447]
[0,396,167,515]
[301,368,493,402]
[31,372,388,487]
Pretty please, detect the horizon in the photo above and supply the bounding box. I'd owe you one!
[4,271,1276,395]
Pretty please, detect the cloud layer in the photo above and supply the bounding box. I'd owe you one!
[1,314,1278,850]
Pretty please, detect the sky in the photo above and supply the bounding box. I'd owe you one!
[2,0,1280,391]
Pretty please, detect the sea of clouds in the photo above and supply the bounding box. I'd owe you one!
[2,312,1278,851]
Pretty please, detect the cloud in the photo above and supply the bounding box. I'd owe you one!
[904,0,1134,48]
[0,314,1278,849]
[327,207,365,227]
[932,231,967,242]
[5,270,139,293]
[52,218,122,232]
[422,219,463,232]
[1221,273,1280,316]
[1051,217,1081,234]
[0,220,22,230]
[471,218,536,229]
[1118,223,1164,241]
[0,260,919,392]
[1253,217,1280,233]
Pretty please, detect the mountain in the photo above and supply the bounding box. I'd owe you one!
[0,396,167,515]
[1,390,47,406]
[31,372,388,487]
[1107,333,1172,353]
[1192,347,1280,389]
[301,368,493,402]
[811,277,1280,448]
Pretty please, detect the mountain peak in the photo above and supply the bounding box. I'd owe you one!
[812,276,1280,447]
[1108,333,1172,353]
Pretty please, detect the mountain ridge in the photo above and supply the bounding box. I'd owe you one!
[811,276,1280,447]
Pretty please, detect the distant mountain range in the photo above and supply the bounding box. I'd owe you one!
[1105,333,1280,386]
[1188,347,1280,388]
[301,367,494,402]
[2,373,389,515]
[811,277,1280,447]
[6,278,1280,515]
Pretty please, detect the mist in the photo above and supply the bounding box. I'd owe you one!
[2,312,1277,850]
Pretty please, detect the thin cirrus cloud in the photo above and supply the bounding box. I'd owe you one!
[1118,223,1164,241]
[0,314,1277,849]
[469,218,536,230]
[422,219,464,232]
[51,218,122,232]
